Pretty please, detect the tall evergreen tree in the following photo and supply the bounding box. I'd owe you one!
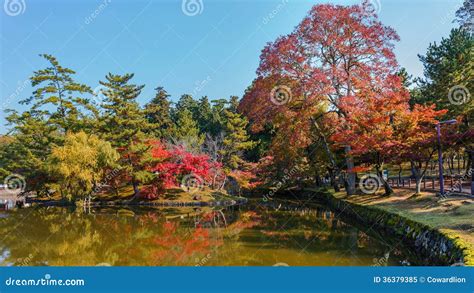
[415,28,473,126]
[172,108,204,150]
[144,87,174,138]
[3,54,93,195]
[220,110,256,171]
[174,94,198,121]
[195,96,213,134]
[228,96,240,113]
[99,73,154,196]
[20,54,95,134]
[2,112,57,195]
[455,0,473,33]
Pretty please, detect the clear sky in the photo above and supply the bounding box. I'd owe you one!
[0,0,463,134]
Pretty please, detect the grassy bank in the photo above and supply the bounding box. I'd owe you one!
[27,187,245,207]
[331,189,474,265]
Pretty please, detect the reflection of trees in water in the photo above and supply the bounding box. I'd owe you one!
[244,203,392,258]
[0,207,263,266]
[0,203,405,266]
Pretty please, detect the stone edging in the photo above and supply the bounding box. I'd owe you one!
[314,190,471,266]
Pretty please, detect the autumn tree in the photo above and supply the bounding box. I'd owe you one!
[49,132,119,200]
[240,2,401,194]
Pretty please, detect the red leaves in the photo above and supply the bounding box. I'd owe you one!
[149,141,223,189]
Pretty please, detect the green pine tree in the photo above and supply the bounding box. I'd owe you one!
[173,108,204,149]
[174,94,198,121]
[144,87,174,139]
[220,110,256,170]
[22,54,95,134]
[196,96,213,134]
[414,28,473,126]
[98,73,154,196]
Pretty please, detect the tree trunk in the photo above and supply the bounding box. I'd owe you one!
[469,150,474,196]
[376,165,393,196]
[398,165,402,185]
[415,176,423,194]
[344,146,356,195]
[132,177,140,196]
[410,161,425,194]
[313,119,340,193]
[328,168,340,192]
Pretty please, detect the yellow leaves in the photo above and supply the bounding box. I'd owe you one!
[49,131,119,199]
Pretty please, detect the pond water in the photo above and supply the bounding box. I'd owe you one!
[0,200,413,266]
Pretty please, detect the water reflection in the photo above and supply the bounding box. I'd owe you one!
[0,202,409,266]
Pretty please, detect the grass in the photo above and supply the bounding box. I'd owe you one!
[96,185,235,204]
[333,189,474,264]
[30,185,236,205]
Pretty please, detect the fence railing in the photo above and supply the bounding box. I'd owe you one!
[387,176,471,195]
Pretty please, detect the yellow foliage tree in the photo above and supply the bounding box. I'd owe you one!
[49,132,119,201]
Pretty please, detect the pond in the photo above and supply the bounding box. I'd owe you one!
[0,200,414,266]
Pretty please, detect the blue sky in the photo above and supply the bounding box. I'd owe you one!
[0,0,463,134]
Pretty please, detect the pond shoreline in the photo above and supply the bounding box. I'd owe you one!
[304,189,470,266]
[25,196,248,208]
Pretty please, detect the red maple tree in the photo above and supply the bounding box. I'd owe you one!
[239,1,402,195]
